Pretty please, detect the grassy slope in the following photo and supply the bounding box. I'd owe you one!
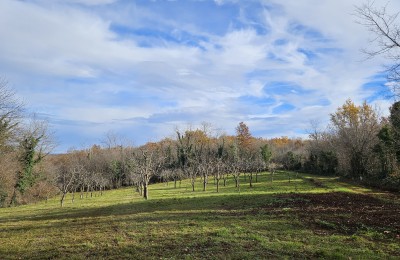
[0,172,399,259]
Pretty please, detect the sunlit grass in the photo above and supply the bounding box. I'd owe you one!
[0,171,398,259]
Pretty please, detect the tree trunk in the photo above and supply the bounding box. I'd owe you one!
[143,183,148,200]
[80,186,84,199]
[9,189,17,206]
[86,185,90,198]
[249,173,253,188]
[60,193,66,207]
[216,178,220,193]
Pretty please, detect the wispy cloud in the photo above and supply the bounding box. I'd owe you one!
[0,0,397,152]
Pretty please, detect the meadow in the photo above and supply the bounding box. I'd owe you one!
[0,172,399,259]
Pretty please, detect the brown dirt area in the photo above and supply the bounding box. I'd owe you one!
[267,192,400,238]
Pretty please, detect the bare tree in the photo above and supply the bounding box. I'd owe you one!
[176,129,201,192]
[268,162,278,182]
[134,142,164,200]
[0,78,23,152]
[226,139,241,192]
[355,1,400,94]
[55,155,80,207]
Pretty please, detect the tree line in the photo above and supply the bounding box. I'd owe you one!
[45,99,400,208]
[1,76,400,208]
[307,99,400,190]
[1,75,400,207]
[52,124,287,207]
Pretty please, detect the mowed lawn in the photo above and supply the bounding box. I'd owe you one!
[0,172,399,259]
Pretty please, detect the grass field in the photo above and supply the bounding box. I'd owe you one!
[0,172,399,259]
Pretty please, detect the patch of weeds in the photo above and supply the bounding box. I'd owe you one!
[315,219,337,230]
[248,233,265,243]
[347,234,364,243]
[216,227,230,237]
[364,230,387,240]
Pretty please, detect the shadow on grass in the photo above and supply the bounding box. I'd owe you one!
[1,184,399,259]
[2,191,399,235]
[0,192,314,259]
[0,192,286,224]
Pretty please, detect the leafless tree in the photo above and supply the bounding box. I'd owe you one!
[355,1,400,95]
[0,78,23,152]
[55,155,80,207]
[176,129,199,192]
[134,142,164,200]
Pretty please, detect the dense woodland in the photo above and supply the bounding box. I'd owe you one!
[1,75,400,208]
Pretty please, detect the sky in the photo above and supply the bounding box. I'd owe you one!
[0,0,398,152]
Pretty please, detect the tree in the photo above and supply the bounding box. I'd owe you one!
[0,78,22,152]
[134,142,164,200]
[260,144,272,171]
[355,2,400,94]
[226,137,241,191]
[306,123,338,176]
[159,138,181,188]
[375,123,396,177]
[54,154,80,207]
[389,101,400,162]
[176,129,200,192]
[375,102,400,189]
[10,118,54,205]
[236,122,252,152]
[0,79,23,206]
[15,119,54,193]
[235,122,257,187]
[330,99,381,179]
[355,1,400,190]
[0,152,18,206]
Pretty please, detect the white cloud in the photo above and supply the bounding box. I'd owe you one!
[0,0,396,151]
[41,0,118,6]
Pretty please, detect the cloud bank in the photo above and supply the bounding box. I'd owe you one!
[0,0,397,152]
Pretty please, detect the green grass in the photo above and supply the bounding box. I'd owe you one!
[0,172,398,259]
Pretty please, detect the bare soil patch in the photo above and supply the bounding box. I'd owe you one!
[267,192,400,238]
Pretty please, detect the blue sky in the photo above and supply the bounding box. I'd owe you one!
[0,0,397,152]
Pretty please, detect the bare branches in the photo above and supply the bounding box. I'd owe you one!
[355,1,400,56]
[0,78,23,151]
[355,1,400,94]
